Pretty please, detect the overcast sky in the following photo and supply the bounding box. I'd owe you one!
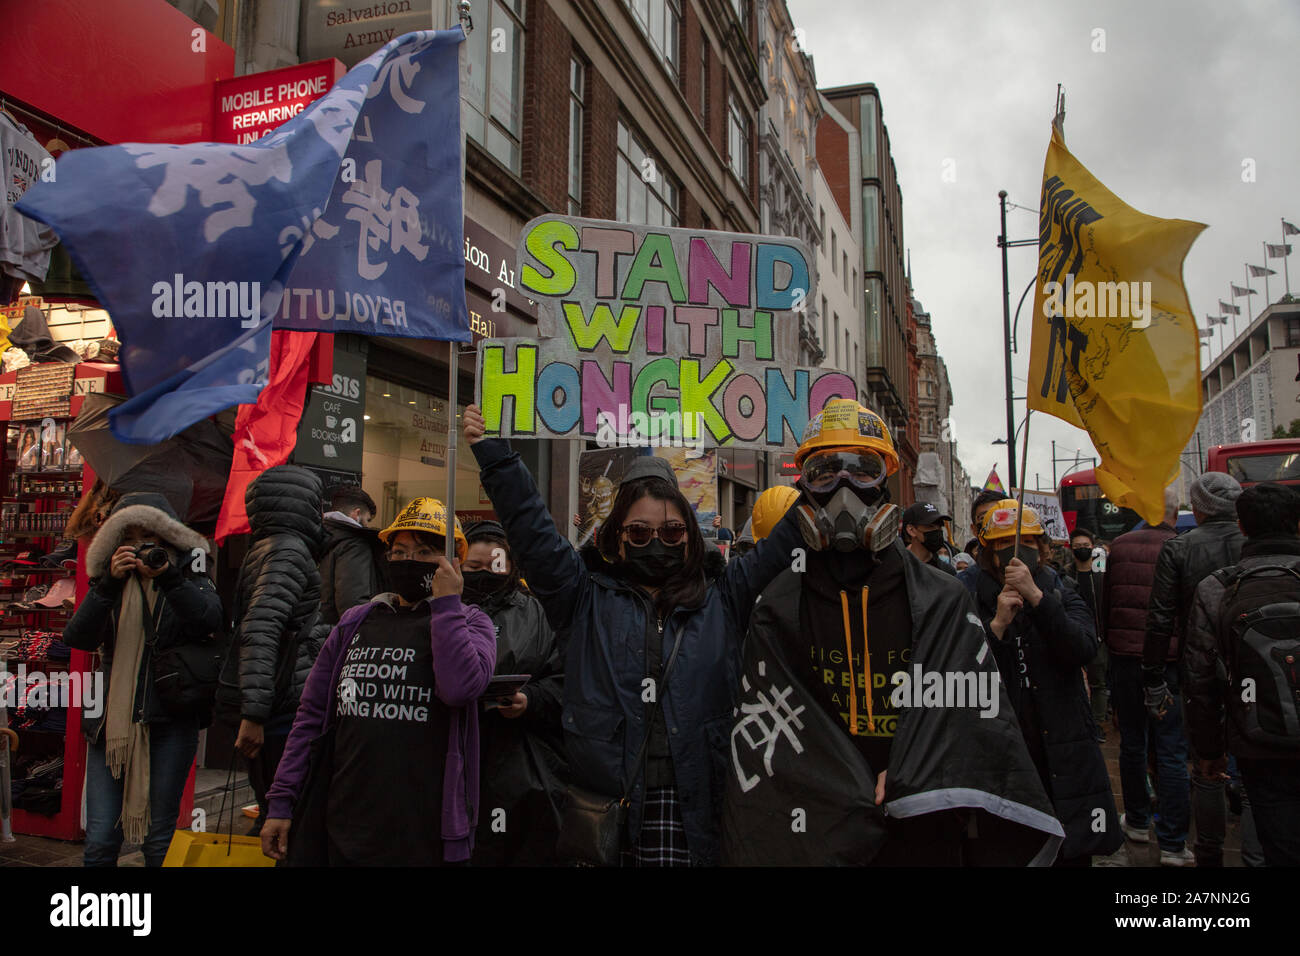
[787,0,1300,497]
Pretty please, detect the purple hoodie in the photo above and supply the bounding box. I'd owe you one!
[266,592,496,862]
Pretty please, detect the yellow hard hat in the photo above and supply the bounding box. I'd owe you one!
[794,398,900,475]
[379,496,468,561]
[751,486,800,542]
[979,499,1044,543]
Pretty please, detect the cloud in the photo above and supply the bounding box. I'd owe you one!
[789,0,1299,491]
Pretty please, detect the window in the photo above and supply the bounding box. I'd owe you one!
[568,59,584,215]
[462,0,526,173]
[727,94,749,189]
[842,252,848,291]
[861,184,880,273]
[833,312,840,365]
[852,268,858,306]
[617,119,680,226]
[627,0,681,81]
[1288,317,1300,347]
[854,342,859,377]
[821,296,828,354]
[831,231,837,272]
[819,206,825,240]
[699,35,710,118]
[845,330,850,373]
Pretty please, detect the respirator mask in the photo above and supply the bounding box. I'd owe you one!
[794,449,899,554]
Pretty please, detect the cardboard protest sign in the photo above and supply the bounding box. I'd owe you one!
[475,216,856,451]
[1013,489,1070,542]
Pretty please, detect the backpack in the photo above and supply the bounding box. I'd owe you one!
[1214,563,1300,749]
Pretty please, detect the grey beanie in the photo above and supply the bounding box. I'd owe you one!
[621,455,678,488]
[1190,472,1242,520]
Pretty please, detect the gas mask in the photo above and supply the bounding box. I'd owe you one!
[795,484,899,554]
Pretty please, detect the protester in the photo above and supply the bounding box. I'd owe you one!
[1144,472,1244,867]
[1184,482,1300,866]
[1062,526,1108,741]
[723,405,1064,866]
[318,483,388,627]
[64,492,222,866]
[262,498,496,865]
[464,407,807,867]
[901,501,955,576]
[972,499,1122,866]
[1102,486,1188,863]
[220,465,328,837]
[951,551,975,573]
[461,519,568,866]
[956,491,1005,591]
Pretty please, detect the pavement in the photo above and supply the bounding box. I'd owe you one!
[0,729,1247,867]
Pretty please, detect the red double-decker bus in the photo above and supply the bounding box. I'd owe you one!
[1058,468,1143,540]
[1206,439,1300,488]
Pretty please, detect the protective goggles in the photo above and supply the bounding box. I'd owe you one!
[799,450,888,494]
[622,521,689,546]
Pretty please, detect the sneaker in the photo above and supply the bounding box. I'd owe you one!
[1120,812,1150,843]
[1160,846,1195,867]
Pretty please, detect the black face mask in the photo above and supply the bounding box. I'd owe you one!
[995,544,1040,575]
[921,529,946,555]
[621,539,685,586]
[387,559,436,603]
[1073,546,1094,562]
[462,569,511,606]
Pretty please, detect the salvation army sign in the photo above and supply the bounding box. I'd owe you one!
[475,216,856,451]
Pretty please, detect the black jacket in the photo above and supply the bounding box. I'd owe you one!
[472,436,801,866]
[222,466,327,725]
[725,544,1065,866]
[472,586,569,865]
[65,505,222,741]
[1184,536,1300,761]
[1143,518,1243,672]
[973,564,1123,860]
[318,515,387,627]
[1062,564,1106,643]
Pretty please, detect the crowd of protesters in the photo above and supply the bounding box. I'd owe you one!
[60,395,1300,867]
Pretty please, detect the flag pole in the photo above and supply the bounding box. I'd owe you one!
[447,0,473,561]
[1013,409,1033,552]
[1244,266,1254,324]
[1262,244,1272,306]
[1284,221,1293,298]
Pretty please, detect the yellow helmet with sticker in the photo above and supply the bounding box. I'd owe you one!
[794,398,900,475]
[978,499,1045,543]
[751,486,800,542]
[379,496,468,561]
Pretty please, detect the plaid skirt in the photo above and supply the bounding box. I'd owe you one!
[622,786,691,867]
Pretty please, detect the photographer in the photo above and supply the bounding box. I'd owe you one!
[63,492,222,867]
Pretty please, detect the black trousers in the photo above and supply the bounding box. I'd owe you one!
[245,731,289,823]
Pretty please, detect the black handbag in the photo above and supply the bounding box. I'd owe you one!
[143,579,228,725]
[284,726,336,867]
[555,625,684,867]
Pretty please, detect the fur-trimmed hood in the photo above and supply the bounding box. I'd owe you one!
[86,494,210,577]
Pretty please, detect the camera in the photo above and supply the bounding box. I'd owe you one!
[134,543,171,571]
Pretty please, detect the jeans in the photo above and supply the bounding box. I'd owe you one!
[1087,643,1109,729]
[84,717,199,866]
[1110,656,1189,852]
[1237,758,1300,866]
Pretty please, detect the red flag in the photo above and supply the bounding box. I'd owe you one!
[215,331,327,543]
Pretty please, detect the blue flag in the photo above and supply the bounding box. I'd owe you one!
[17,29,468,444]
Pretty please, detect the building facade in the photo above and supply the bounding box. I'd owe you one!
[818,83,915,503]
[1177,300,1300,501]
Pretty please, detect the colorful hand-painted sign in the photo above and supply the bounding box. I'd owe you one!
[475,216,856,450]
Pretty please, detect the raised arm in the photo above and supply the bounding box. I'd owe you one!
[717,505,804,636]
[465,406,588,632]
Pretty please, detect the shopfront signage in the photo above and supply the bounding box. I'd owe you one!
[299,0,435,67]
[214,59,345,145]
[294,347,367,471]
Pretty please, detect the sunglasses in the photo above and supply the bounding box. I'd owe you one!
[621,522,689,547]
[800,450,887,493]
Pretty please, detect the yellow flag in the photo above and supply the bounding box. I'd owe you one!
[1026,125,1206,524]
